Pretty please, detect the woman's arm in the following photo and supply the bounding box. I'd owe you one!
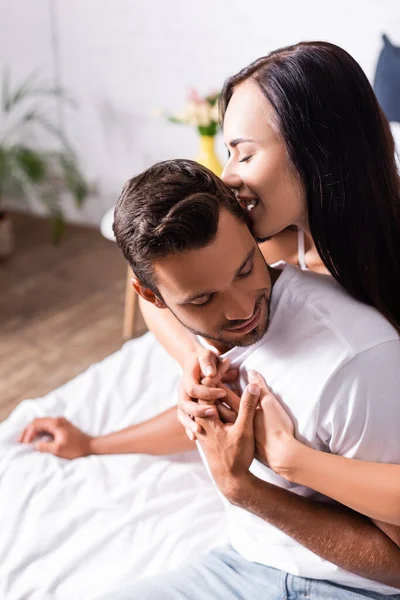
[138,296,199,368]
[247,370,400,527]
[285,444,400,526]
[138,295,234,413]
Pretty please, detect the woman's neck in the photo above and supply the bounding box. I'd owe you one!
[302,231,329,274]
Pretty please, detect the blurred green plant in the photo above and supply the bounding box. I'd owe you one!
[0,70,89,243]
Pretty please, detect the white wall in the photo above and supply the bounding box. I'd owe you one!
[1,0,400,226]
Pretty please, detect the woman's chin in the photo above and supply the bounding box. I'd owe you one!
[251,216,290,242]
[251,221,277,242]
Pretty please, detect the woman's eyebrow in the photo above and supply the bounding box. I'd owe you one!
[228,137,255,148]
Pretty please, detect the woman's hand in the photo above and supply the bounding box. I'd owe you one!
[211,370,302,479]
[177,347,238,441]
[248,371,300,478]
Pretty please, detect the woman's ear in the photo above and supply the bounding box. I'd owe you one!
[131,276,166,308]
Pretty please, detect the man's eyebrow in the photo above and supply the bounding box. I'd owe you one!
[228,137,255,148]
[179,248,256,305]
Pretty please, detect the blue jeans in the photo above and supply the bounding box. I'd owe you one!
[95,545,400,599]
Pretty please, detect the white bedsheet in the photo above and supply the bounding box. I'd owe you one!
[0,333,226,600]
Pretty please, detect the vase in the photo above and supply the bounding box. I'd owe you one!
[195,135,223,176]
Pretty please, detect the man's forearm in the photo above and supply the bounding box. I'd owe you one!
[89,406,195,456]
[229,473,400,587]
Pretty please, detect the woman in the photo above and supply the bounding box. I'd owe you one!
[139,41,400,526]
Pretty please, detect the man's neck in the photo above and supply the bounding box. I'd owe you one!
[204,339,233,355]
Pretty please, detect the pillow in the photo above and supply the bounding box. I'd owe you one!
[373,34,400,123]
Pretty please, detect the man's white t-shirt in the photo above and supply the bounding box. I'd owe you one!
[199,264,400,595]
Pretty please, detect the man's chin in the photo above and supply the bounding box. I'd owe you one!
[171,294,270,351]
[224,296,270,348]
[227,323,268,348]
[199,322,267,351]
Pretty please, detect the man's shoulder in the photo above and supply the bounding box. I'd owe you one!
[276,265,399,357]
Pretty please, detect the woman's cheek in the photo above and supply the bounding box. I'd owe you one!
[248,160,270,194]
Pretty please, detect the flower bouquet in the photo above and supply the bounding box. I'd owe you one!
[164,89,222,175]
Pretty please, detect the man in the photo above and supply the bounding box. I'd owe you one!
[22,160,400,598]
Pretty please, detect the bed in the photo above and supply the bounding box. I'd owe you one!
[0,333,227,599]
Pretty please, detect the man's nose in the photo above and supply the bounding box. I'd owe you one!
[225,293,254,322]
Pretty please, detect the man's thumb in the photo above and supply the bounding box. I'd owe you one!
[236,384,260,430]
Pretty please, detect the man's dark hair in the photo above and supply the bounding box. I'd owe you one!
[113,159,247,293]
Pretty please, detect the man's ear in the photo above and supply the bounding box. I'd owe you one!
[131,276,166,309]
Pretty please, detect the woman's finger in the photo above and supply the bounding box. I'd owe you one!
[177,408,202,440]
[199,368,239,392]
[200,374,222,387]
[216,400,237,424]
[200,361,235,387]
[219,384,241,414]
[248,370,269,393]
[178,391,218,419]
[184,380,226,402]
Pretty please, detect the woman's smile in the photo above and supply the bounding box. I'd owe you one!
[236,195,259,213]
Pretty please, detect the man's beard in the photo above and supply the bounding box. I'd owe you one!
[167,291,270,351]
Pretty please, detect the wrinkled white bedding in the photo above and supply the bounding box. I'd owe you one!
[0,333,226,600]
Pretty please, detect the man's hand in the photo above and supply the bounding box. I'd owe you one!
[19,417,93,460]
[195,383,260,500]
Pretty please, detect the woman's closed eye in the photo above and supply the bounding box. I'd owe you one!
[239,154,253,163]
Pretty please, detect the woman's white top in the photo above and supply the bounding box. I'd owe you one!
[297,228,308,271]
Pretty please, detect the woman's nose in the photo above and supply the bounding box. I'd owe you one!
[221,160,242,190]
